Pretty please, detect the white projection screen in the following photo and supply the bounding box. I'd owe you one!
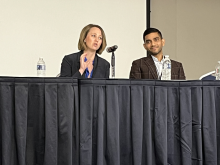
[0,1,146,78]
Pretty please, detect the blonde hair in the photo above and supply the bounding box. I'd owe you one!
[78,24,107,54]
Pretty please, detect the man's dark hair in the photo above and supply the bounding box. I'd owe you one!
[143,28,163,42]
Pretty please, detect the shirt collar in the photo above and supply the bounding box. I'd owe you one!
[151,55,164,63]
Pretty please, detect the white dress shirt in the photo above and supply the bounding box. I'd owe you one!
[151,55,164,79]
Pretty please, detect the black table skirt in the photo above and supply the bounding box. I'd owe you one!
[0,77,220,165]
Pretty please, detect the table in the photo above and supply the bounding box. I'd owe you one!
[0,77,220,165]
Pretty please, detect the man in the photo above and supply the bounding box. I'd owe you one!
[129,28,186,80]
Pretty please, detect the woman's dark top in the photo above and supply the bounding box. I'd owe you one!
[60,51,110,78]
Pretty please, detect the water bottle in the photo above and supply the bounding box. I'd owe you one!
[215,61,220,80]
[37,57,46,77]
[161,55,171,80]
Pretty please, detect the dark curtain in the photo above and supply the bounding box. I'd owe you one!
[0,77,79,165]
[1,77,220,165]
[79,79,220,165]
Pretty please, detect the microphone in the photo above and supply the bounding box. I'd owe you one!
[106,45,118,53]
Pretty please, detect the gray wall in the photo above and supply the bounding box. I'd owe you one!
[151,0,220,80]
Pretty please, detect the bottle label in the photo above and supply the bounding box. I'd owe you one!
[37,65,46,70]
[167,63,171,69]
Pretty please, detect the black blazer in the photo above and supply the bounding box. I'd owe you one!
[60,51,110,78]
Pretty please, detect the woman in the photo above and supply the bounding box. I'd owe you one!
[60,24,110,78]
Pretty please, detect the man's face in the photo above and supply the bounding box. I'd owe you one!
[143,32,165,56]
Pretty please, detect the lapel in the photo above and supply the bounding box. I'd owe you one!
[143,55,158,79]
[91,54,98,78]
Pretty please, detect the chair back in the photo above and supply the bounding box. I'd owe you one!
[199,71,215,80]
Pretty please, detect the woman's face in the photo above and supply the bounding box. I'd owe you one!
[84,27,103,52]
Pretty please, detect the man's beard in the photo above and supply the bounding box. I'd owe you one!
[149,47,162,56]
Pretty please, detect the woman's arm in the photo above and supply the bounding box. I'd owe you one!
[60,53,91,78]
[60,55,72,77]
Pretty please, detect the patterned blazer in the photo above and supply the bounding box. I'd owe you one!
[129,55,186,80]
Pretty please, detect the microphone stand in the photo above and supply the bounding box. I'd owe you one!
[111,51,115,78]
